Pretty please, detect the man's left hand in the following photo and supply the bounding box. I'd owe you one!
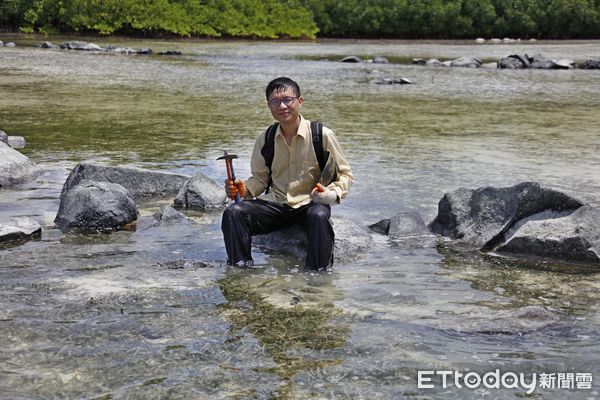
[311,184,338,205]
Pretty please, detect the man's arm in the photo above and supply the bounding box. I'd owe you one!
[322,127,354,203]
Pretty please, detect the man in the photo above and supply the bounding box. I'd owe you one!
[221,77,353,270]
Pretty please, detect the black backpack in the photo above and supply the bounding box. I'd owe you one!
[261,121,329,194]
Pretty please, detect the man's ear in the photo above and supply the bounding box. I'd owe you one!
[298,96,304,106]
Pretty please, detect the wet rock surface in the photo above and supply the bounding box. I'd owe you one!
[173,173,227,210]
[61,162,189,200]
[0,217,42,244]
[0,142,41,187]
[55,180,138,232]
[369,211,430,239]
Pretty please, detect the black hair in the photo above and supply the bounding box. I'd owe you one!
[265,77,301,100]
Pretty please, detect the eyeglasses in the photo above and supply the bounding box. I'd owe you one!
[268,96,298,108]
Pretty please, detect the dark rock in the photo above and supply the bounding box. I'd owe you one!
[498,57,525,69]
[373,56,389,64]
[61,162,189,200]
[341,56,362,63]
[153,205,189,224]
[0,217,42,244]
[428,182,583,249]
[496,205,600,264]
[54,180,138,232]
[450,56,481,68]
[369,211,429,239]
[580,59,600,69]
[7,136,26,149]
[254,216,372,264]
[137,48,153,55]
[508,54,531,68]
[159,50,182,56]
[412,58,426,65]
[553,59,575,69]
[173,173,227,210]
[0,142,42,187]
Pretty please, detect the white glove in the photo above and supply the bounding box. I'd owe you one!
[311,184,338,205]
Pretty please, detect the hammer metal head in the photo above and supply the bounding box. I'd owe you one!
[217,150,238,161]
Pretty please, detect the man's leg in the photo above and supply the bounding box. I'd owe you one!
[294,203,334,270]
[221,199,285,266]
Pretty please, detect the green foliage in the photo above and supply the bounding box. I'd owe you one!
[1,0,599,38]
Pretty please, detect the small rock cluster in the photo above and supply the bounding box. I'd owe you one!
[36,40,182,56]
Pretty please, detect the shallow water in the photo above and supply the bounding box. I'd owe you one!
[1,36,600,399]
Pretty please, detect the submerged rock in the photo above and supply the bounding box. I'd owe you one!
[253,216,372,264]
[0,142,41,187]
[153,205,190,224]
[55,180,138,232]
[173,173,227,210]
[373,56,389,64]
[496,205,600,264]
[0,217,42,244]
[61,41,103,51]
[580,59,600,69]
[61,162,189,200]
[428,182,583,249]
[159,50,182,56]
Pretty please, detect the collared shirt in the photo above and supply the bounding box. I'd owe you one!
[245,115,353,208]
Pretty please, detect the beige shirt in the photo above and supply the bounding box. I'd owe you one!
[245,116,353,208]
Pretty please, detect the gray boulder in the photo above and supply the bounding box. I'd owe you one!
[530,53,555,69]
[369,211,430,239]
[0,142,41,187]
[0,217,42,244]
[496,205,600,264]
[554,59,575,69]
[254,216,372,264]
[373,56,389,64]
[5,42,16,48]
[7,136,26,149]
[498,57,525,69]
[426,58,443,67]
[61,41,103,51]
[428,182,583,249]
[40,41,59,49]
[450,56,481,68]
[173,173,227,210]
[0,130,7,144]
[54,180,137,232]
[61,162,189,200]
[153,205,189,224]
[341,56,362,63]
[580,59,600,69]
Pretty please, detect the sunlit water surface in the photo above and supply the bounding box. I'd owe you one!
[1,37,599,399]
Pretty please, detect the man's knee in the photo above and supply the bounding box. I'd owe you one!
[306,204,331,223]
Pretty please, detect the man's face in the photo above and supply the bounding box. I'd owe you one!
[267,88,303,125]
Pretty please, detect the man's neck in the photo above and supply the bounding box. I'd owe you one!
[279,115,301,139]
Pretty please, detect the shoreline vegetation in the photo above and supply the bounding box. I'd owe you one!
[1,0,600,40]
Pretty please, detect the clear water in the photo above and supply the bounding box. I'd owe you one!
[1,36,599,399]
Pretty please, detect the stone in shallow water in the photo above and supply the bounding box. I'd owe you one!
[54,180,138,232]
[0,217,42,244]
[0,142,41,187]
[173,173,227,210]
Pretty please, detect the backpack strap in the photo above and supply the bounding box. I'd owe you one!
[261,122,278,194]
[260,120,329,194]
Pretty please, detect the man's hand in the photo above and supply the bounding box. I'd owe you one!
[311,183,337,205]
[224,179,246,200]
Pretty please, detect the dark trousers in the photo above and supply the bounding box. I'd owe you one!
[221,199,334,270]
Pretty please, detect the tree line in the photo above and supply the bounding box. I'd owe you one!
[1,0,599,39]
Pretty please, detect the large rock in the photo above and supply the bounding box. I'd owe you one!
[253,216,372,263]
[60,41,103,51]
[0,142,41,187]
[496,205,600,264]
[54,180,137,232]
[428,182,583,249]
[341,56,362,63]
[0,217,42,244]
[173,173,227,210]
[61,162,189,200]
[152,205,190,225]
[450,56,481,68]
[7,136,26,149]
[0,130,7,144]
[530,53,555,69]
[498,57,525,69]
